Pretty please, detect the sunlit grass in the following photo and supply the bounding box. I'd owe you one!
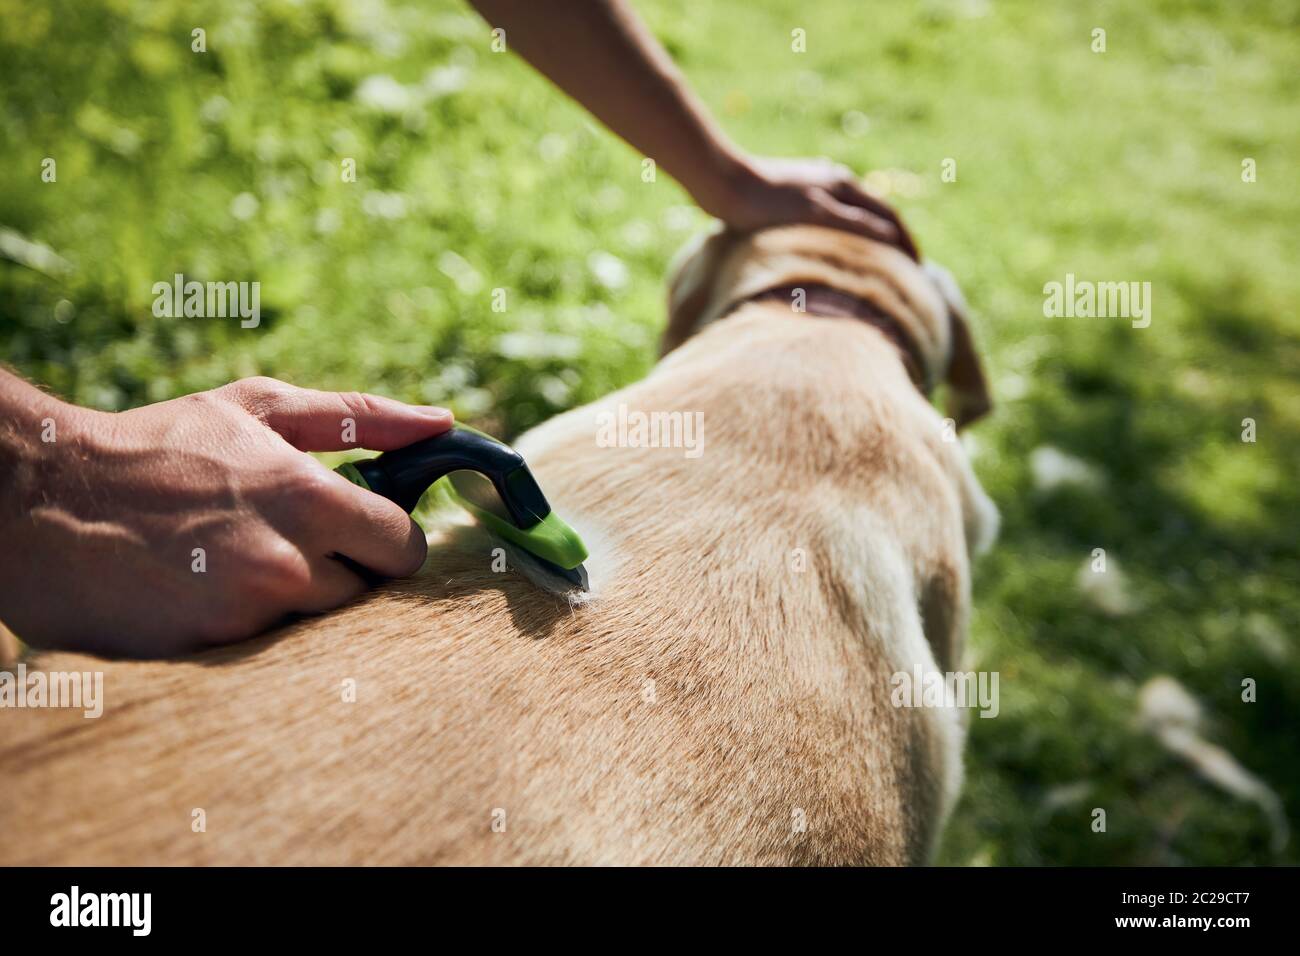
[1,0,1296,864]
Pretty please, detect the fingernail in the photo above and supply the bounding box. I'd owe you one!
[416,405,453,419]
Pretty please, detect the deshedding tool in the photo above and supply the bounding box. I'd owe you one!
[335,424,590,591]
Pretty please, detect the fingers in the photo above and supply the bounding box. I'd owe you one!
[309,466,430,578]
[233,470,425,623]
[825,180,921,260]
[221,377,453,451]
[211,376,436,603]
[293,553,370,615]
[809,191,912,251]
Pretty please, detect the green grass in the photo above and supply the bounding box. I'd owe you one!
[2,0,1297,864]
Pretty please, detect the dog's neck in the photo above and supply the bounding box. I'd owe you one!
[737,283,930,393]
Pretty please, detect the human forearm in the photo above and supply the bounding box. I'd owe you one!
[0,368,72,438]
[466,0,918,253]
[467,0,751,215]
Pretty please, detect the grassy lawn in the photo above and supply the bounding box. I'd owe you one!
[2,0,1296,864]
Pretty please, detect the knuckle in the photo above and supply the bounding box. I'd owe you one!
[287,464,342,509]
[247,537,313,596]
[241,375,288,395]
[337,390,372,419]
[229,376,295,419]
[338,390,388,422]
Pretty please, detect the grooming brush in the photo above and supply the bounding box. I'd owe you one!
[335,424,590,591]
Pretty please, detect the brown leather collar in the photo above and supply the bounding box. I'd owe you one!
[739,283,931,393]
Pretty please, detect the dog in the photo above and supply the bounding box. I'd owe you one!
[0,223,996,865]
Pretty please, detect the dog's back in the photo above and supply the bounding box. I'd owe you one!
[1,308,979,865]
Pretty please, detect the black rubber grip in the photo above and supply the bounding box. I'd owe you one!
[351,426,552,528]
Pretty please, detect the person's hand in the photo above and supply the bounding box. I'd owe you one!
[707,155,920,260]
[0,376,452,658]
[464,2,917,257]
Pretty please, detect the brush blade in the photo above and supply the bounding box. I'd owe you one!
[539,558,589,592]
[558,561,590,591]
[511,546,590,594]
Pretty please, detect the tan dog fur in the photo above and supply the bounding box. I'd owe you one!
[0,225,995,865]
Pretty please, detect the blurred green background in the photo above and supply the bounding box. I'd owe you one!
[2,0,1297,864]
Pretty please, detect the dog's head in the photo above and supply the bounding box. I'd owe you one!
[662,224,992,428]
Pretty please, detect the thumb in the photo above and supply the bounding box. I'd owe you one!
[222,376,453,451]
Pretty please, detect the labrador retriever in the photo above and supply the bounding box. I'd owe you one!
[0,223,996,865]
